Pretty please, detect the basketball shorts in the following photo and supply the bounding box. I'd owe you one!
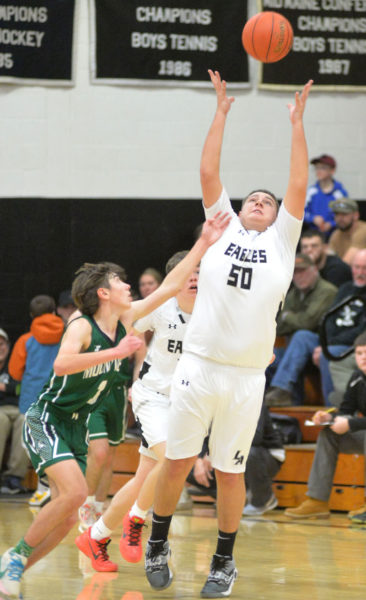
[131,379,170,460]
[23,402,88,477]
[88,385,127,446]
[166,352,265,473]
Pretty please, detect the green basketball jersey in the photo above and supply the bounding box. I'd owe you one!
[35,315,130,421]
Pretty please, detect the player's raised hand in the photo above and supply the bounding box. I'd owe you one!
[115,332,143,359]
[208,69,235,115]
[201,211,231,246]
[287,79,313,124]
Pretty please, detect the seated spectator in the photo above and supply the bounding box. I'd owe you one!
[8,294,64,507]
[138,268,163,299]
[284,331,366,520]
[300,229,352,287]
[266,253,337,402]
[187,403,285,517]
[328,198,366,265]
[266,249,366,407]
[0,328,29,494]
[304,154,348,236]
[275,254,337,339]
[242,402,285,516]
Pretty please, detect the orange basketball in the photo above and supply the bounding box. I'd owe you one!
[242,11,293,63]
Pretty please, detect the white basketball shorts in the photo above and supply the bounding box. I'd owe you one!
[166,352,265,473]
[131,379,170,460]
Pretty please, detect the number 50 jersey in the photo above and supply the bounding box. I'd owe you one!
[184,188,302,370]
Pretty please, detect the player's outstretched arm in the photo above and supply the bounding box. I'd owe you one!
[126,211,231,326]
[283,79,313,220]
[200,70,235,209]
[53,319,142,376]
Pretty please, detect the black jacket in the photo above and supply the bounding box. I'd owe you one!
[0,361,18,408]
[325,282,366,345]
[339,369,366,432]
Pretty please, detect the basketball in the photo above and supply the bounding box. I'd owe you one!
[242,11,293,63]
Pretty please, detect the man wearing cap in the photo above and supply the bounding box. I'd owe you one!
[304,154,348,235]
[0,328,30,495]
[328,198,366,265]
[265,253,337,406]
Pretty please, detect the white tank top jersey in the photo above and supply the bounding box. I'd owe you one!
[183,187,302,370]
[133,297,191,396]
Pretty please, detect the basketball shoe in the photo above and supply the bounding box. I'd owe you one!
[120,513,145,563]
[0,548,27,599]
[75,528,118,572]
[144,540,172,590]
[200,554,238,598]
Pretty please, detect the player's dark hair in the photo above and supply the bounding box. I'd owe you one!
[72,262,126,316]
[165,251,189,274]
[242,189,279,213]
[29,295,56,317]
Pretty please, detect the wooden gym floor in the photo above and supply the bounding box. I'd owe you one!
[1,498,366,600]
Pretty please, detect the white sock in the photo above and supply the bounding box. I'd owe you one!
[94,501,104,513]
[85,495,95,506]
[129,501,148,521]
[91,517,112,540]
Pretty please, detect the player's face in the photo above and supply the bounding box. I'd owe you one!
[239,192,277,232]
[106,275,132,309]
[300,236,324,264]
[139,274,160,298]
[181,268,199,298]
[355,345,366,374]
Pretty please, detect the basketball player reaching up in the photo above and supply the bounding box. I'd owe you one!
[0,212,230,600]
[144,70,313,598]
[75,251,199,570]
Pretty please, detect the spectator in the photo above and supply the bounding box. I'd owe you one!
[242,402,285,516]
[138,268,163,299]
[300,230,352,287]
[304,154,348,235]
[266,253,337,402]
[56,290,76,324]
[0,329,29,494]
[328,198,366,265]
[186,402,285,517]
[265,249,366,407]
[8,294,64,506]
[275,254,337,338]
[285,331,366,520]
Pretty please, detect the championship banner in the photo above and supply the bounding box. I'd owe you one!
[0,0,77,85]
[258,0,366,91]
[90,0,249,87]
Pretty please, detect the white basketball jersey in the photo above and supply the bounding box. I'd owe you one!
[184,187,302,369]
[133,297,191,396]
